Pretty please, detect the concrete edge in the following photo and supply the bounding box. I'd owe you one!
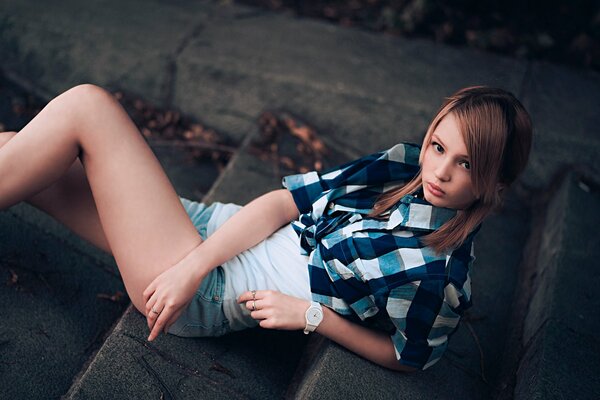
[63,303,138,399]
[202,127,258,204]
[511,170,600,399]
[284,334,329,399]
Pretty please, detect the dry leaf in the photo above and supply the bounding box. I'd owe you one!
[280,156,295,169]
[97,290,126,303]
[7,269,18,286]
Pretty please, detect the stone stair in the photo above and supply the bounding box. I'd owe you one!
[1,0,599,398]
[0,200,127,399]
[4,127,598,400]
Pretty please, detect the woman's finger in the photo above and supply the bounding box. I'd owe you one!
[250,309,268,320]
[237,290,252,303]
[147,305,163,331]
[145,293,161,329]
[148,306,171,341]
[237,289,267,303]
[142,280,157,304]
[145,290,160,315]
[244,299,263,311]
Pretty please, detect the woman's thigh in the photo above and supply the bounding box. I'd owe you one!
[4,85,203,313]
[0,131,110,253]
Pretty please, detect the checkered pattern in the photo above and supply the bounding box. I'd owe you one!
[282,143,477,370]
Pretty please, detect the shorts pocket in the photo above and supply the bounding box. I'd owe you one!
[167,267,230,337]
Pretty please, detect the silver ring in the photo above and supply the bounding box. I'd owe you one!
[151,307,160,315]
[251,290,256,300]
[252,300,257,311]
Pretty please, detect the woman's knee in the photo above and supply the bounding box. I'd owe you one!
[47,84,124,144]
[62,84,117,111]
[50,84,118,121]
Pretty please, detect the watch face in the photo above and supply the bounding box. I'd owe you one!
[307,307,323,324]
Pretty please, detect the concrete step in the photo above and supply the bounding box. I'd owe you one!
[0,203,127,399]
[1,1,599,398]
[514,172,600,399]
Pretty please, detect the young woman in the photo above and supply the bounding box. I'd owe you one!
[0,85,532,372]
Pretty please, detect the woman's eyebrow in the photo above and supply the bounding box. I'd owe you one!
[432,134,469,159]
[432,134,446,149]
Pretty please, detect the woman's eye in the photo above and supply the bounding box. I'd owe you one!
[460,161,471,170]
[432,142,443,153]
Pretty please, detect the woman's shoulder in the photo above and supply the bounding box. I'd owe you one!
[382,142,421,165]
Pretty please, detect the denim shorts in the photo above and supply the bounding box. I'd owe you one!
[166,197,232,337]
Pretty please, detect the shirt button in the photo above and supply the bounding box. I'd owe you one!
[328,203,335,209]
[213,295,220,301]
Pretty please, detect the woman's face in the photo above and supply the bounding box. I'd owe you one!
[420,113,478,210]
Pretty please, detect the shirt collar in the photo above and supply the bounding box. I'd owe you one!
[385,192,457,231]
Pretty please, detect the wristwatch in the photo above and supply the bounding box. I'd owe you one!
[303,301,324,334]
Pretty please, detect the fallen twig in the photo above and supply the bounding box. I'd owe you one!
[464,320,488,384]
[147,139,236,154]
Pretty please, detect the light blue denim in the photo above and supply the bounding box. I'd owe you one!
[166,197,232,337]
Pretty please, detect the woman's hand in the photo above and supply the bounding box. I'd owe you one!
[142,249,208,341]
[237,290,310,331]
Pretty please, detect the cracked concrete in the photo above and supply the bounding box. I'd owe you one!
[163,22,207,106]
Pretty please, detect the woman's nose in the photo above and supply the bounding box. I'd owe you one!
[434,160,451,182]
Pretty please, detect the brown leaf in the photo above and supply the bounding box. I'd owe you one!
[133,99,145,110]
[280,156,296,169]
[289,125,313,143]
[311,137,326,153]
[7,269,18,286]
[97,290,126,303]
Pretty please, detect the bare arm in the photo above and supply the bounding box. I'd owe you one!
[237,290,416,373]
[186,188,299,281]
[144,189,300,339]
[317,306,416,372]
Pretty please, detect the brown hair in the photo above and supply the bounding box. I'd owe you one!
[368,86,532,253]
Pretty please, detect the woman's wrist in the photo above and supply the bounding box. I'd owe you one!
[181,242,216,283]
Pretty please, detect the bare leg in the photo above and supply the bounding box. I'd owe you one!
[0,131,111,254]
[0,84,203,313]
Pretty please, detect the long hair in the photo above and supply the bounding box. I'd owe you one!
[368,86,532,253]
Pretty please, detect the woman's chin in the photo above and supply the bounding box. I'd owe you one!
[423,191,446,208]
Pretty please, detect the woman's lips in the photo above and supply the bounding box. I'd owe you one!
[427,182,445,197]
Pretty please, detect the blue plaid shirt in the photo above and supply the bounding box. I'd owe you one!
[282,143,477,370]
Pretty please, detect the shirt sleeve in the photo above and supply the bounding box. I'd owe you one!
[281,142,421,217]
[386,279,463,370]
[386,240,475,370]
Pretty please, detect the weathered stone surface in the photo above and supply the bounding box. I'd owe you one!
[0,0,598,399]
[519,63,600,189]
[515,173,600,399]
[0,204,126,400]
[66,303,309,399]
